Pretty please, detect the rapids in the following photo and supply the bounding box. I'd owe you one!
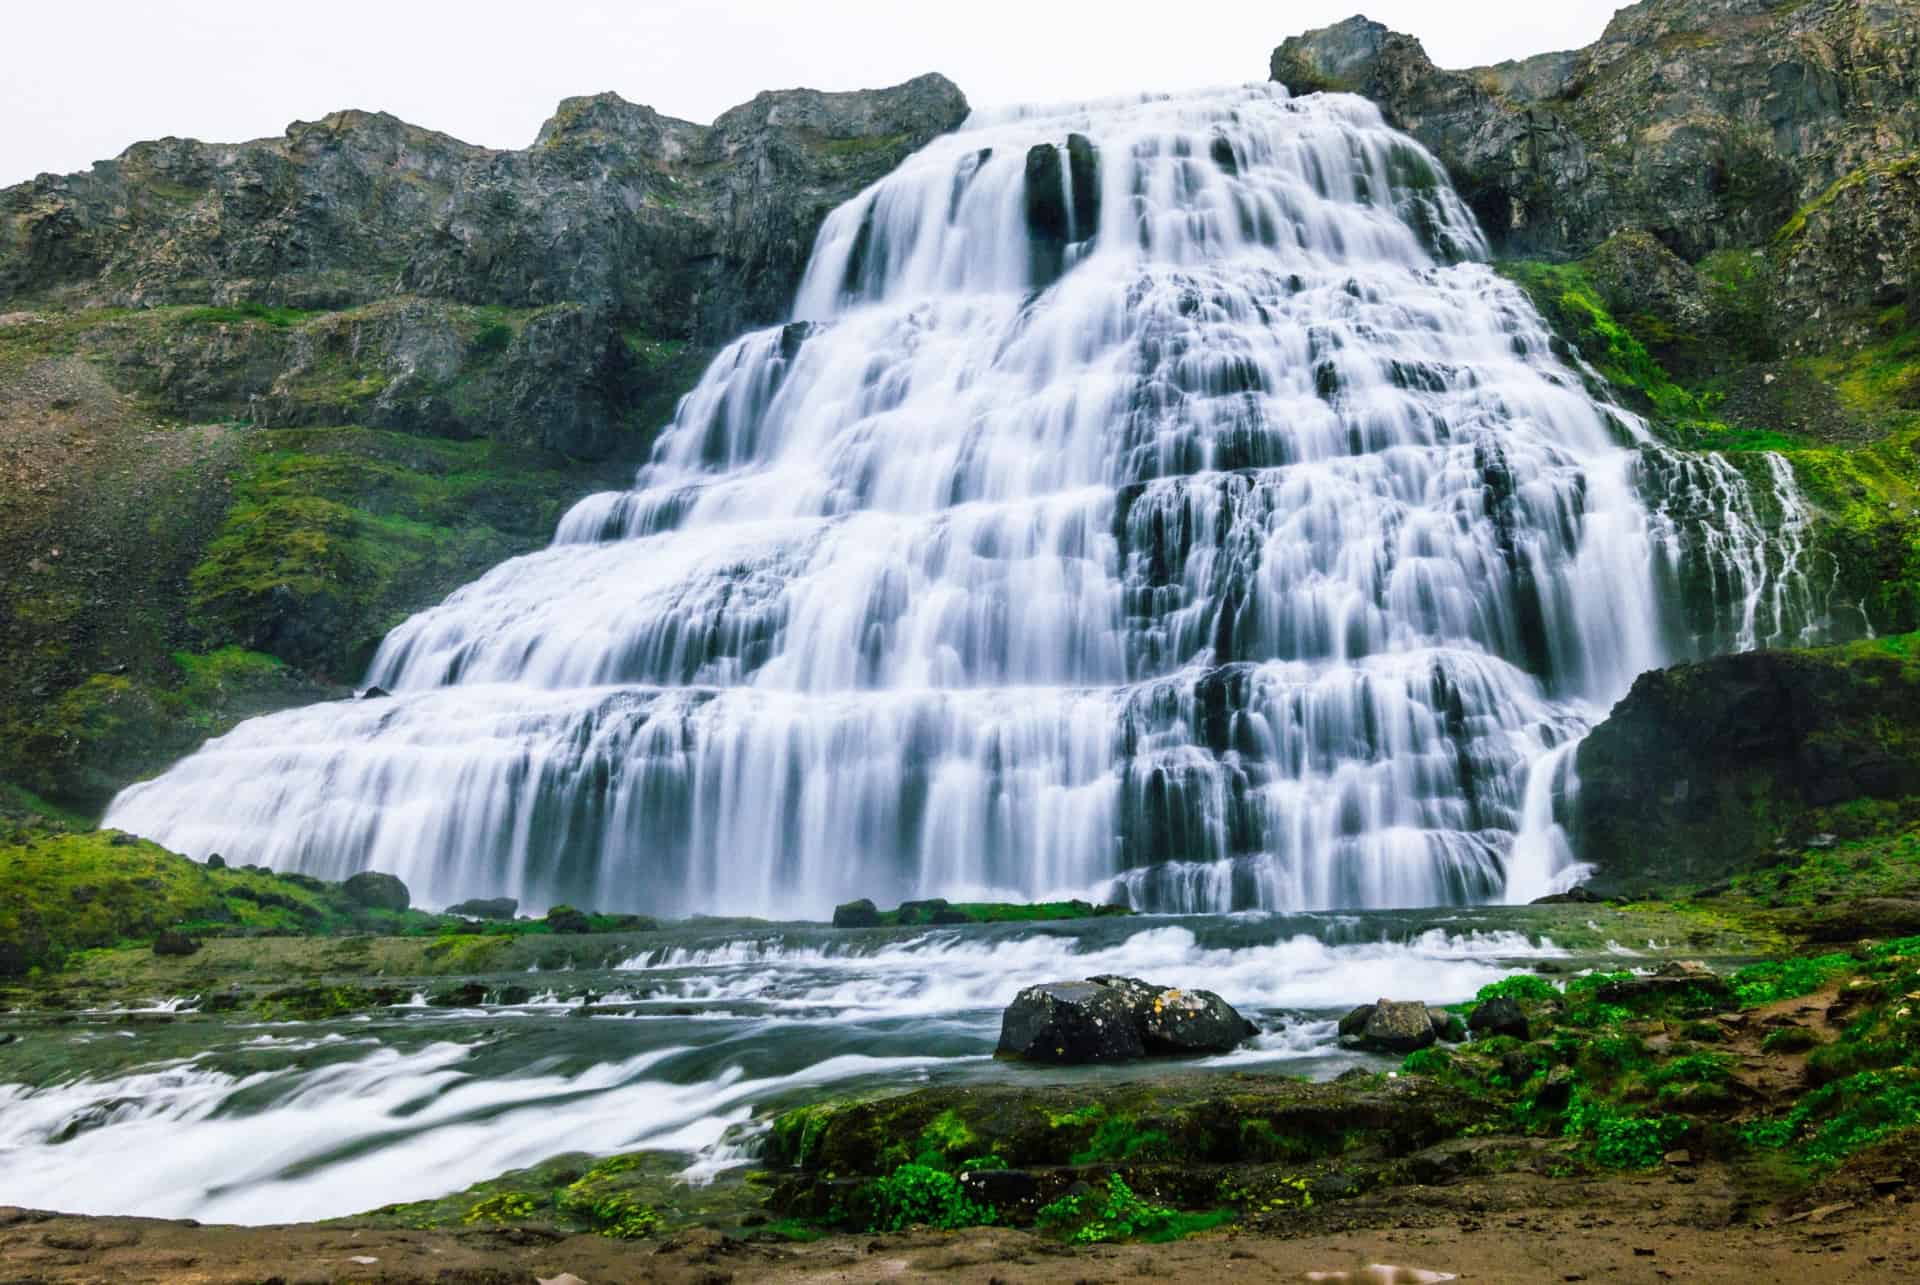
[104,83,1820,916]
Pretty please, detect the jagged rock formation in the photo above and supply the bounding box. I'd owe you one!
[1271,2,1919,349]
[0,75,968,455]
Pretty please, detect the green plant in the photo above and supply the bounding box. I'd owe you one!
[1036,1174,1230,1244]
[861,1164,994,1232]
[1730,954,1856,1007]
[1475,974,1559,1004]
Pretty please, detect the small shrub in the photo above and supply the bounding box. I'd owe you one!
[1475,974,1558,1004]
[1730,954,1856,1008]
[1036,1174,1230,1244]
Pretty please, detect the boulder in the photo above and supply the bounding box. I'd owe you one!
[545,905,592,934]
[428,982,488,1007]
[831,898,882,929]
[1428,1007,1468,1043]
[152,930,200,957]
[1591,960,1731,1007]
[1088,974,1259,1054]
[341,870,410,912]
[895,898,951,925]
[1339,998,1438,1054]
[1468,996,1531,1040]
[205,853,226,870]
[447,896,519,921]
[996,981,1148,1064]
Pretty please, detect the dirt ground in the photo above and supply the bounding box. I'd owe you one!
[4,1156,1914,1285]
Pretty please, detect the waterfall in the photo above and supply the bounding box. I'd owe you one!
[104,84,1817,916]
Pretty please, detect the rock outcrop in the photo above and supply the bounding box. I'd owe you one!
[1576,644,1920,895]
[1270,2,1920,349]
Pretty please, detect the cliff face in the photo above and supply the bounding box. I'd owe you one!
[0,76,967,812]
[1271,1,1920,348]
[1575,642,1920,896]
[0,76,968,458]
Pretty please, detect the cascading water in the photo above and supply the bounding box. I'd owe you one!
[105,84,1819,916]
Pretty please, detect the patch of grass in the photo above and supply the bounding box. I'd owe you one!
[1474,973,1559,1004]
[1731,953,1858,1007]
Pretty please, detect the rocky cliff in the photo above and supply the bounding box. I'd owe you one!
[1575,637,1920,896]
[1272,1,1919,350]
[0,75,967,812]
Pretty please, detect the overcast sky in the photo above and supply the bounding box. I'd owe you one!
[2,1,1624,187]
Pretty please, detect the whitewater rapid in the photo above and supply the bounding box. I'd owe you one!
[105,83,1819,915]
[0,915,1577,1222]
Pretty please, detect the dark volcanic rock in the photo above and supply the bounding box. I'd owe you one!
[1087,974,1259,1054]
[831,898,881,929]
[997,980,1148,1064]
[152,930,200,957]
[341,870,410,912]
[1468,996,1530,1040]
[1576,648,1920,896]
[447,896,519,921]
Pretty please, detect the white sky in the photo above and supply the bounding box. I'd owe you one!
[2,1,1623,187]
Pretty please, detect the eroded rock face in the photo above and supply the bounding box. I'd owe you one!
[1575,648,1920,896]
[1269,2,1920,347]
[0,76,969,459]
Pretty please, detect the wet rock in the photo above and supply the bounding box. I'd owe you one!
[1530,887,1599,904]
[1469,996,1530,1040]
[360,686,391,700]
[0,941,28,977]
[1801,898,1920,944]
[831,898,881,929]
[1088,974,1258,1054]
[544,905,592,934]
[895,898,952,925]
[151,930,200,957]
[1537,1066,1576,1112]
[428,982,488,1008]
[341,870,410,912]
[957,1168,1040,1208]
[446,896,519,921]
[1340,999,1437,1053]
[996,980,1147,1063]
[1429,1008,1467,1043]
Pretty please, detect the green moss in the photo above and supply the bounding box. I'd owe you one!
[1730,953,1857,1006]
[1775,157,1920,245]
[1475,973,1560,1004]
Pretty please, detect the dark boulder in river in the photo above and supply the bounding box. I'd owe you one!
[997,980,1147,1063]
[831,898,882,928]
[1338,999,1443,1053]
[341,870,410,912]
[998,976,1256,1063]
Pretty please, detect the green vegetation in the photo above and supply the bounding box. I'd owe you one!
[188,428,610,678]
[860,1164,995,1232]
[0,829,440,972]
[1036,1175,1231,1244]
[364,1150,732,1240]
